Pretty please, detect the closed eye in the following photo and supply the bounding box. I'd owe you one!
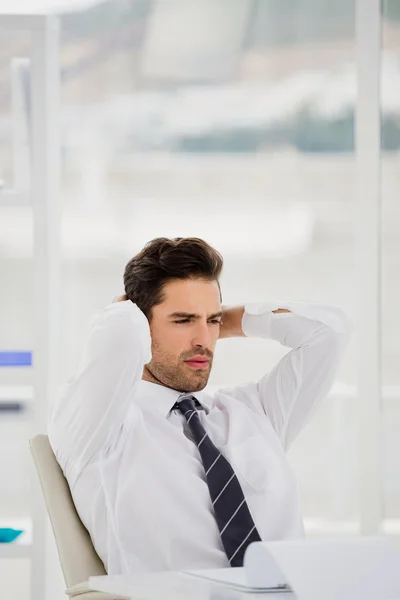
[174,319,221,325]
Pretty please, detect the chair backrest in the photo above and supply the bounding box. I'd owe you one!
[29,434,107,589]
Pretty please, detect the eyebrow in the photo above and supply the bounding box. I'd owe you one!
[168,311,223,320]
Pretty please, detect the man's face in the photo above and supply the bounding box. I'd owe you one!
[143,278,222,393]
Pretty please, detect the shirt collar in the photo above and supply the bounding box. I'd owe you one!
[135,380,214,418]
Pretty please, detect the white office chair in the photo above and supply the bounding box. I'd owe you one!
[30,434,127,600]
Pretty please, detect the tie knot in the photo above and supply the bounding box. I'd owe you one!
[175,394,197,416]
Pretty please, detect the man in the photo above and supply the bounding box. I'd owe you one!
[49,236,351,575]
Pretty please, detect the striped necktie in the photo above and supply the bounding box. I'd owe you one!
[175,395,261,567]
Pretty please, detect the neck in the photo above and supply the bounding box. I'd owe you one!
[142,365,165,387]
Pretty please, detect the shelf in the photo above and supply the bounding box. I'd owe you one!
[0,385,33,409]
[0,355,33,411]
[0,541,31,559]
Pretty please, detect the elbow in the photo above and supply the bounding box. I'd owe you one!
[325,306,353,337]
[313,309,353,352]
[335,308,353,337]
[324,314,353,354]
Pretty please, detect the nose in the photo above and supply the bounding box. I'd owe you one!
[191,321,211,349]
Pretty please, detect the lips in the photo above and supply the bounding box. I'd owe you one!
[184,357,210,369]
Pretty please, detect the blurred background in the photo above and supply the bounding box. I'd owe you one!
[0,0,399,597]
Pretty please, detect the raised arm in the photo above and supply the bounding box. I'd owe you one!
[242,301,352,450]
[48,299,152,473]
[220,301,352,451]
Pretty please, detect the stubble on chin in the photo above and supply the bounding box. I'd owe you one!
[143,360,210,392]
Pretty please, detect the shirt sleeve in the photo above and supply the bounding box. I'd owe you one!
[241,300,352,450]
[48,300,152,475]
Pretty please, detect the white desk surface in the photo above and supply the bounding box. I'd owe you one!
[89,572,296,600]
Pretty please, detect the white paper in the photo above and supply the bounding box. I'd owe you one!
[184,568,290,593]
[244,536,400,600]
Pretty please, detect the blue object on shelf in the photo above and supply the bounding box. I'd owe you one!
[0,528,24,543]
[0,351,32,367]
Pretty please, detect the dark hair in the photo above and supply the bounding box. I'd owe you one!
[123,237,223,318]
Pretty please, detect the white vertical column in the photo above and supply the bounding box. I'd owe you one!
[11,57,31,193]
[30,15,61,600]
[355,0,382,535]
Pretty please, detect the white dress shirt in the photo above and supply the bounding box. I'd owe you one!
[48,299,351,575]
